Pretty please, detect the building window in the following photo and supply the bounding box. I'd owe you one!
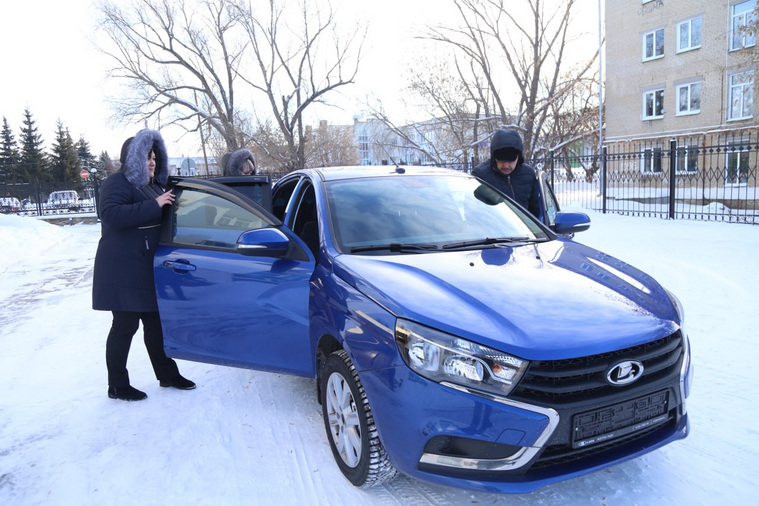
[728,71,754,120]
[641,148,663,173]
[676,82,701,115]
[726,143,750,185]
[642,28,665,60]
[358,130,369,165]
[677,17,702,52]
[731,1,757,51]
[676,145,699,174]
[642,89,665,119]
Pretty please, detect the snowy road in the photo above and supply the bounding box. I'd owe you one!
[1,214,758,505]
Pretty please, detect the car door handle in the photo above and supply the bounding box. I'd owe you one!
[163,260,197,273]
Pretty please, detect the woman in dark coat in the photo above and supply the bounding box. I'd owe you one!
[93,128,195,401]
[222,147,256,176]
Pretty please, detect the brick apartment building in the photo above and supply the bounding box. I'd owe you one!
[605,0,757,184]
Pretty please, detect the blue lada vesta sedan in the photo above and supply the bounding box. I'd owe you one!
[154,166,692,493]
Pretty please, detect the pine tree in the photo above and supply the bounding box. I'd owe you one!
[76,136,96,173]
[0,117,21,183]
[50,120,80,183]
[97,150,113,176]
[19,108,47,182]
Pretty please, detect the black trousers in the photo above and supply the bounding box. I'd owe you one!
[106,311,179,388]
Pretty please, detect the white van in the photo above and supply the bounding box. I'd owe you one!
[0,197,21,213]
[46,190,81,210]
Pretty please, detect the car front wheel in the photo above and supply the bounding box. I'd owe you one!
[321,349,397,487]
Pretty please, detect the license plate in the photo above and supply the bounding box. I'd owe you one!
[572,390,669,449]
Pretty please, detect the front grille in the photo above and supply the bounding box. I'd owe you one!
[510,331,685,472]
[511,331,684,406]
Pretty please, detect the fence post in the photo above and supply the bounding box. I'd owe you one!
[601,147,607,214]
[93,175,101,220]
[551,150,557,187]
[669,139,676,219]
[35,179,43,216]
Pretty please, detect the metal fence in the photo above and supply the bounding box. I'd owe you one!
[0,178,101,217]
[533,135,758,225]
[2,136,757,225]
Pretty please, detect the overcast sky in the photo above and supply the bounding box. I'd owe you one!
[0,0,600,159]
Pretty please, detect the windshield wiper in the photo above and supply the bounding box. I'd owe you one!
[350,243,439,254]
[442,236,544,250]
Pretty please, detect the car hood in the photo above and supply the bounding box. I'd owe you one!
[333,240,680,360]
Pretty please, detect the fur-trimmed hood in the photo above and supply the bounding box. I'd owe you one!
[120,129,169,187]
[223,148,256,176]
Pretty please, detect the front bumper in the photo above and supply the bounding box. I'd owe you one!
[358,339,693,494]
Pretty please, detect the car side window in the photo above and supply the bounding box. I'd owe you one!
[542,178,560,226]
[272,178,299,220]
[171,187,268,249]
[291,183,319,256]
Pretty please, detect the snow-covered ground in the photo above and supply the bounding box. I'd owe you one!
[1,210,758,505]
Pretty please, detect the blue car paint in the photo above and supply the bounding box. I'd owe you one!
[155,167,692,493]
[357,366,689,494]
[332,239,678,361]
[157,234,316,376]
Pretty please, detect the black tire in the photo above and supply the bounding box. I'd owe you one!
[320,349,397,487]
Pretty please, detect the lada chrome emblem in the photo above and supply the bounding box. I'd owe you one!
[606,360,644,386]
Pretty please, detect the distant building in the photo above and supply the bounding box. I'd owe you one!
[168,157,220,176]
[605,0,757,182]
[353,117,476,168]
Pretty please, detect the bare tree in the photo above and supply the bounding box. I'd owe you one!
[746,7,759,94]
[303,121,358,168]
[97,0,248,151]
[543,67,601,181]
[96,0,363,170]
[244,120,291,174]
[423,0,597,157]
[233,0,363,171]
[367,56,486,167]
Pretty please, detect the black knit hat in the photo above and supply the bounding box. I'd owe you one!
[494,147,520,163]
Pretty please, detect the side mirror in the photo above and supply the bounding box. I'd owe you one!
[553,212,591,235]
[237,228,290,257]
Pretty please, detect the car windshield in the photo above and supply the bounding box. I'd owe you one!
[326,174,549,253]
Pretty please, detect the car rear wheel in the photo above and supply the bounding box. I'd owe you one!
[321,349,397,487]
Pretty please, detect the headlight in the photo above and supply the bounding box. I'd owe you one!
[395,319,528,398]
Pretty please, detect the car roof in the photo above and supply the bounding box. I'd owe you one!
[293,165,470,182]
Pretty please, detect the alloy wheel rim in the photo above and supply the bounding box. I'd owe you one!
[326,372,361,467]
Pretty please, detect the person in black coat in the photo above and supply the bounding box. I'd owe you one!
[221,147,256,176]
[93,128,195,401]
[472,129,540,218]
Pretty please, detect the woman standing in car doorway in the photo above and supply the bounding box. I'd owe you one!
[92,128,195,401]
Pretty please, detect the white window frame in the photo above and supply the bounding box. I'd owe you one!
[675,145,699,174]
[731,0,757,51]
[676,82,701,115]
[725,142,750,186]
[642,89,665,119]
[642,28,665,61]
[676,17,702,53]
[728,71,754,121]
[358,130,370,165]
[640,147,664,174]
